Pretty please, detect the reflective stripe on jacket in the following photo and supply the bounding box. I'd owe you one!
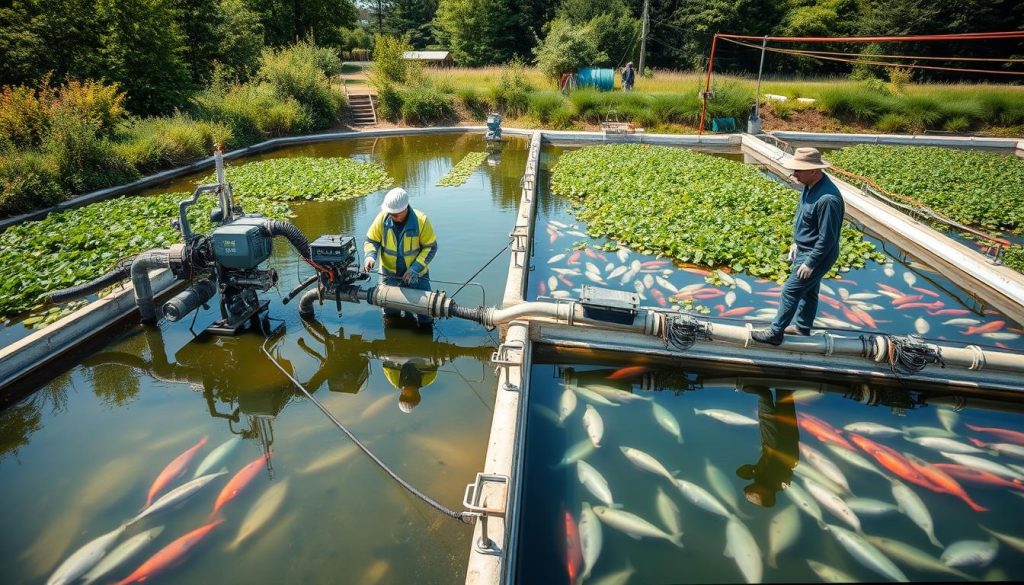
[363,207,437,277]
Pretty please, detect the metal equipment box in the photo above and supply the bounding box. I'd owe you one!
[579,285,639,325]
[211,216,272,269]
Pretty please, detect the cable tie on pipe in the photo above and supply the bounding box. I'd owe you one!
[824,333,835,356]
[744,322,754,349]
[966,344,986,371]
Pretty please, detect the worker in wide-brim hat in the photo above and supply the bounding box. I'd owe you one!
[363,187,438,327]
[751,147,845,346]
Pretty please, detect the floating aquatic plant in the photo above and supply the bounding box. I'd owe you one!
[436,152,488,187]
[201,156,393,201]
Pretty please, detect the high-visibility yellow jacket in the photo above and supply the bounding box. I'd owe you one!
[382,359,438,391]
[363,207,437,277]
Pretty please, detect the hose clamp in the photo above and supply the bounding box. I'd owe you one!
[966,344,986,371]
[823,333,835,356]
[744,323,754,349]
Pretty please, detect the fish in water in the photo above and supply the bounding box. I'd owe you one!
[672,478,731,518]
[577,460,616,507]
[826,523,909,582]
[864,535,972,580]
[806,559,858,583]
[194,436,242,479]
[843,421,902,437]
[571,385,620,407]
[227,478,290,551]
[824,443,888,478]
[914,317,930,335]
[966,423,1024,447]
[979,525,1024,554]
[783,481,826,529]
[564,508,583,585]
[592,506,683,548]
[968,438,1024,459]
[131,470,228,524]
[940,539,999,568]
[799,443,851,493]
[620,446,675,481]
[932,463,1024,492]
[798,414,854,450]
[212,452,269,515]
[553,440,597,468]
[578,502,602,584]
[939,452,1024,482]
[905,436,985,455]
[652,402,683,444]
[846,498,899,516]
[903,452,988,512]
[903,271,917,287]
[724,516,762,584]
[964,320,1006,335]
[114,520,222,585]
[902,425,958,439]
[767,504,801,569]
[891,479,942,548]
[803,478,860,532]
[146,436,208,506]
[655,487,683,544]
[937,409,959,434]
[298,444,358,475]
[47,524,128,585]
[706,458,745,517]
[81,526,165,585]
[559,388,578,425]
[583,405,604,448]
[693,408,757,426]
[585,384,650,403]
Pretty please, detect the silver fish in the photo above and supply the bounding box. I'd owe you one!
[592,506,683,548]
[799,443,851,493]
[579,502,602,584]
[673,478,731,518]
[554,440,596,468]
[608,265,627,279]
[588,561,635,585]
[824,443,888,478]
[979,524,1024,554]
[882,264,896,277]
[583,405,604,448]
[655,276,679,293]
[846,498,899,516]
[131,469,228,524]
[194,436,242,478]
[706,459,745,517]
[734,277,752,294]
[803,478,860,532]
[902,425,958,438]
[559,388,578,424]
[843,422,903,437]
[80,526,165,585]
[937,409,958,434]
[891,479,941,548]
[616,248,629,263]
[571,385,620,407]
[864,534,971,579]
[548,275,558,292]
[767,504,801,569]
[794,462,848,496]
[827,523,908,582]
[940,451,1024,481]
[586,383,651,403]
[782,482,826,529]
[620,446,675,481]
[940,539,998,568]
[806,559,858,583]
[914,317,929,335]
[724,516,762,584]
[548,253,566,264]
[586,272,607,285]
[585,261,601,275]
[228,478,290,550]
[907,436,984,454]
[903,271,917,287]
[299,444,357,475]
[655,487,683,543]
[652,402,683,444]
[693,408,757,426]
[942,318,981,326]
[47,524,128,585]
[578,460,616,507]
[975,442,1024,459]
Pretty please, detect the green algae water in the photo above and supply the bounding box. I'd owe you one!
[514,348,1024,584]
[0,133,526,585]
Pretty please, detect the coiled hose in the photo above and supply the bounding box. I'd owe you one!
[41,258,134,304]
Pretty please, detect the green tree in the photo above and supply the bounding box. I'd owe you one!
[0,2,44,85]
[97,0,193,114]
[534,18,608,81]
[380,0,438,48]
[217,0,266,80]
[246,0,357,46]
[433,0,534,66]
[175,0,226,83]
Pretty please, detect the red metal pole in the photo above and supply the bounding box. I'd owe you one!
[698,33,719,137]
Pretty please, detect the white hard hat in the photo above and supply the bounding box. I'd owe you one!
[382,187,409,214]
[398,399,415,413]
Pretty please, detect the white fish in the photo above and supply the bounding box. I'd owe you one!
[552,267,581,276]
[588,561,635,585]
[570,385,619,407]
[608,265,627,279]
[652,402,683,444]
[585,261,601,275]
[792,390,823,403]
[585,384,651,403]
[819,283,836,296]
[941,539,998,568]
[616,248,629,263]
[980,525,1024,554]
[724,516,762,584]
[620,267,638,285]
[846,498,899,516]
[194,436,242,478]
[977,442,1024,459]
[940,452,1024,481]
[298,444,357,475]
[848,292,881,300]
[620,446,675,481]
[838,287,850,300]
[981,331,1022,340]
[725,290,736,307]
[677,283,704,295]
[80,526,165,585]
[767,504,801,569]
[548,275,558,292]
[716,270,736,286]
[642,273,654,289]
[693,408,757,426]
[583,405,604,448]
[549,220,568,229]
[907,436,983,454]
[914,317,930,335]
[827,523,908,582]
[865,535,971,580]
[825,444,888,478]
[806,559,858,583]
[579,502,602,583]
[883,264,896,277]
[902,425,957,439]
[783,482,826,529]
[632,280,647,299]
[877,289,903,299]
[586,272,607,285]
[630,259,642,274]
[815,317,854,329]
[131,469,228,524]
[559,388,577,424]
[228,478,290,550]
[655,276,678,293]
[568,230,589,238]
[673,478,731,518]
[943,318,981,326]
[734,277,752,294]
[47,524,128,585]
[592,506,683,548]
[554,440,596,468]
[655,487,683,543]
[552,290,571,299]
[803,478,860,532]
[548,253,566,264]
[706,459,745,517]
[799,443,851,493]
[891,480,941,548]
[794,462,848,496]
[843,422,902,437]
[578,460,616,507]
[903,271,917,287]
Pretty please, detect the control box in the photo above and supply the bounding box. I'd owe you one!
[310,235,357,267]
[211,216,272,269]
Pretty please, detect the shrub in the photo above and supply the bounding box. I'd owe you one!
[258,41,344,129]
[44,112,139,194]
[943,116,971,134]
[375,82,404,122]
[818,84,897,123]
[568,89,604,122]
[56,79,128,137]
[371,34,414,85]
[650,94,697,125]
[0,151,63,217]
[456,87,490,120]
[534,18,607,82]
[400,82,455,124]
[886,67,912,94]
[489,58,532,118]
[876,113,911,133]
[115,113,232,173]
[549,104,576,129]
[898,95,942,130]
[0,84,51,151]
[192,82,309,145]
[0,77,127,150]
[528,91,566,123]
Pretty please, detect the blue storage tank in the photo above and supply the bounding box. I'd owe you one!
[576,67,614,91]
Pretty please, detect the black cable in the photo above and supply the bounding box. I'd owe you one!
[886,334,946,375]
[260,334,474,524]
[450,239,511,299]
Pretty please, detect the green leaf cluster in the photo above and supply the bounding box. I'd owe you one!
[828,145,1024,231]
[0,192,290,321]
[550,144,883,281]
[436,151,487,187]
[200,157,393,201]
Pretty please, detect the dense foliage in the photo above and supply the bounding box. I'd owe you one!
[551,144,884,280]
[828,145,1024,231]
[200,157,393,201]
[0,193,290,319]
[436,152,487,186]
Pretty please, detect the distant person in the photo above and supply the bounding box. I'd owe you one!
[363,187,438,327]
[735,386,800,508]
[751,148,844,345]
[380,356,438,413]
[621,62,635,91]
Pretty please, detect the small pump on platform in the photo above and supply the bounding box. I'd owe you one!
[485,113,502,141]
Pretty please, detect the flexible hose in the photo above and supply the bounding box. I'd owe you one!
[262,220,311,260]
[260,335,474,524]
[42,258,133,304]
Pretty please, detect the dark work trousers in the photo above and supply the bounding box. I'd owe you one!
[768,249,839,335]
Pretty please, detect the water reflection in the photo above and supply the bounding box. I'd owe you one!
[735,387,799,509]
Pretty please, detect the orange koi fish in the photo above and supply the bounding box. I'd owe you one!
[607,365,651,380]
[964,321,1006,336]
[212,453,268,515]
[966,423,1024,446]
[797,414,854,450]
[564,508,583,585]
[927,308,971,316]
[115,520,222,585]
[146,436,208,507]
[904,452,988,512]
[720,306,755,317]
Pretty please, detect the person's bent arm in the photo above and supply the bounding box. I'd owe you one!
[408,217,437,276]
[805,196,844,270]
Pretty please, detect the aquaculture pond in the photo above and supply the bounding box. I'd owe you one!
[528,144,1024,351]
[515,348,1024,584]
[0,132,528,585]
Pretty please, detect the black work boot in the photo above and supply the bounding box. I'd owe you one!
[751,328,784,346]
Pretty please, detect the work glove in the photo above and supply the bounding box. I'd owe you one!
[787,244,798,263]
[363,257,375,272]
[402,271,417,285]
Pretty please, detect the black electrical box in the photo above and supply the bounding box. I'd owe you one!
[310,235,357,267]
[579,285,639,325]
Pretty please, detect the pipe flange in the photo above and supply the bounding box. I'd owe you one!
[744,323,754,349]
[871,335,888,363]
[823,333,835,356]
[966,344,986,371]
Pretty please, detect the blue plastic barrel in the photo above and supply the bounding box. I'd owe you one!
[576,67,614,91]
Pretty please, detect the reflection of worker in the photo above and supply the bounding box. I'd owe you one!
[381,357,438,413]
[752,148,844,345]
[621,62,635,91]
[735,386,799,508]
[362,187,438,327]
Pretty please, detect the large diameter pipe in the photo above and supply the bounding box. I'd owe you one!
[162,279,217,322]
[131,249,171,324]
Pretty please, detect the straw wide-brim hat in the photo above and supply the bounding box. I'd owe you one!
[782,147,830,170]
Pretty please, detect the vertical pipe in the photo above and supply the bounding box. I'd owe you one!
[698,33,719,137]
[754,36,768,124]
[638,0,650,76]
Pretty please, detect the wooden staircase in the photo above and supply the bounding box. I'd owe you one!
[348,93,378,127]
